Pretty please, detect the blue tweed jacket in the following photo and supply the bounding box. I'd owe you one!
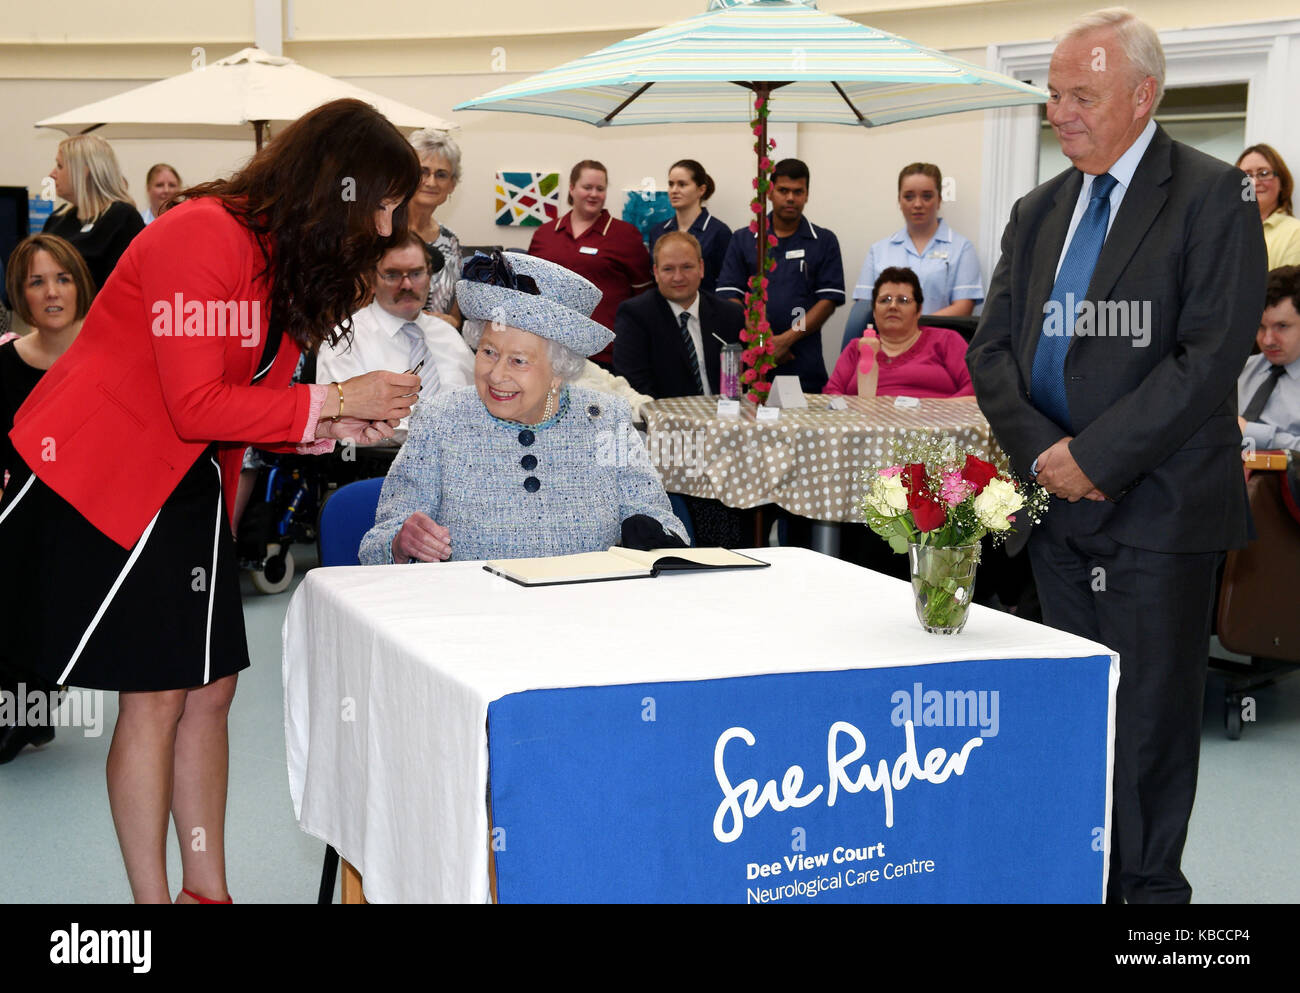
[359,385,686,563]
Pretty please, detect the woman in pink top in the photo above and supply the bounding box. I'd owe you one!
[824,266,973,398]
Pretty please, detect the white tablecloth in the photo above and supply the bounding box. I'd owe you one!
[282,547,1117,903]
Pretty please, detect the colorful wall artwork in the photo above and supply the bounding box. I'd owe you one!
[495,171,561,226]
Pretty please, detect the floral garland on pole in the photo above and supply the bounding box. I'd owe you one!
[741,87,778,404]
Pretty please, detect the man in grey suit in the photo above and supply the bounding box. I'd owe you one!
[968,8,1265,903]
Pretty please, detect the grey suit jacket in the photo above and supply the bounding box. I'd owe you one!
[968,125,1267,553]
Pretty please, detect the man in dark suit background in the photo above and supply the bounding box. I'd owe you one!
[968,8,1265,903]
[614,231,746,546]
[613,231,743,399]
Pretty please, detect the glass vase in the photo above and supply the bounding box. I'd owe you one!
[908,542,981,635]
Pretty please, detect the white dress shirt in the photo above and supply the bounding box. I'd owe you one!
[316,301,475,430]
[1054,118,1158,280]
[665,294,711,396]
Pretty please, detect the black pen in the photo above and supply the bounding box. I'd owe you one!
[400,360,425,398]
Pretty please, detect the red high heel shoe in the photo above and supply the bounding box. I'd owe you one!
[179,887,233,904]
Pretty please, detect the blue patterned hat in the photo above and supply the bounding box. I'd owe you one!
[456,250,613,357]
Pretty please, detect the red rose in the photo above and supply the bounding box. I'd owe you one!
[960,454,999,495]
[902,463,947,532]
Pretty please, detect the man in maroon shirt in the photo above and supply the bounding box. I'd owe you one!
[528,159,652,366]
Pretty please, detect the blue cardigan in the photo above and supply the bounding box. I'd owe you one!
[360,385,686,563]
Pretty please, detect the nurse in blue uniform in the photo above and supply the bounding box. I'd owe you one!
[648,160,730,296]
[841,163,983,351]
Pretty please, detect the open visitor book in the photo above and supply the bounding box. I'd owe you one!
[483,546,770,587]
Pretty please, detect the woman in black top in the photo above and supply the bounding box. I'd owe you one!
[0,234,94,764]
[43,134,144,290]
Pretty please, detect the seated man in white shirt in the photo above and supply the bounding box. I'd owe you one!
[317,231,475,429]
[1238,265,1300,452]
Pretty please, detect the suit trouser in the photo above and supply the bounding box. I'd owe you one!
[1028,499,1220,904]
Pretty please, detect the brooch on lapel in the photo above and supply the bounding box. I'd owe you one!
[587,403,602,420]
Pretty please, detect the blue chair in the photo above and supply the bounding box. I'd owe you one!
[667,493,696,546]
[317,477,386,567]
[314,476,385,903]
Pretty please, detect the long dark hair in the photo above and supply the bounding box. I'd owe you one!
[180,99,421,350]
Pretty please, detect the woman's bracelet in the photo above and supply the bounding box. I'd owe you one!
[332,381,344,421]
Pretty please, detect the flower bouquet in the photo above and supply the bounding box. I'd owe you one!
[860,433,1049,633]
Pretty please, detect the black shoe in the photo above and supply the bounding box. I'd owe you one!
[0,723,55,764]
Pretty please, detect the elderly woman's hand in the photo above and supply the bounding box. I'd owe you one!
[392,511,452,563]
[327,370,421,423]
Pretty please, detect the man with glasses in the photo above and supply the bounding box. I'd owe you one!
[317,232,474,430]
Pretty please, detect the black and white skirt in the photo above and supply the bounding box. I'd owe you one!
[0,446,250,692]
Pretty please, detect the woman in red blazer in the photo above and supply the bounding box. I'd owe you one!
[0,99,421,904]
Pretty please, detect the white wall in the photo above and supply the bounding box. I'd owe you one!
[5,0,1300,367]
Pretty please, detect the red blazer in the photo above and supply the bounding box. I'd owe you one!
[10,198,315,549]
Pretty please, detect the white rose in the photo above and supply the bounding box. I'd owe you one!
[866,473,909,517]
[973,477,1025,532]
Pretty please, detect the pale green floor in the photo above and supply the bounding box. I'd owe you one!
[1,547,1298,903]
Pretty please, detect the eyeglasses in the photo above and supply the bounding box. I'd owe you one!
[1243,169,1275,181]
[376,268,430,284]
[876,294,915,306]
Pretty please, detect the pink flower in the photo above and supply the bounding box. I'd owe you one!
[741,349,755,364]
[759,156,771,170]
[768,139,776,150]
[748,220,758,234]
[742,369,757,383]
[752,126,762,136]
[750,202,762,214]
[767,234,778,247]
[761,277,769,289]
[755,97,766,110]
[752,177,759,189]
[939,470,975,508]
[879,465,903,479]
[757,321,771,334]
[763,343,776,356]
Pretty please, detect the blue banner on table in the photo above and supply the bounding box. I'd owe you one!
[487,656,1112,903]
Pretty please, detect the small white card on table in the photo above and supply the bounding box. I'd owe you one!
[716,398,741,418]
[756,405,781,422]
[766,375,807,409]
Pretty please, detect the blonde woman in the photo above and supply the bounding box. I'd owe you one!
[44,134,145,289]
[141,163,183,225]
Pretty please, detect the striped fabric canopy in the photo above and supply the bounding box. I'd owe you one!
[455,0,1045,127]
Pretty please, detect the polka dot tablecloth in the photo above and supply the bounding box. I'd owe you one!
[641,394,999,522]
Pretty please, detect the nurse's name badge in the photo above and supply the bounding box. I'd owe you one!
[579,246,599,255]
[928,250,949,260]
[785,249,806,260]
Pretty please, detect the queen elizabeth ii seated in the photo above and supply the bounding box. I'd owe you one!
[359,251,687,563]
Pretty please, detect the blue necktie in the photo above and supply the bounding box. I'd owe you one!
[678,311,703,393]
[1031,172,1118,431]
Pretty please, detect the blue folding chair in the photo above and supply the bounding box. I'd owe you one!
[314,476,386,902]
[317,477,386,567]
